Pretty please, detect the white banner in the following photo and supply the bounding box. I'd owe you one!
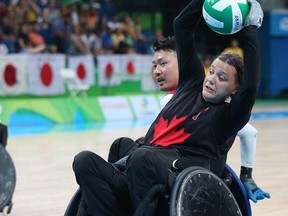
[98,96,133,120]
[67,54,95,86]
[129,95,160,120]
[28,54,65,96]
[0,54,29,96]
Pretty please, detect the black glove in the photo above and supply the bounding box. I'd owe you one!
[240,166,271,203]
[244,0,264,28]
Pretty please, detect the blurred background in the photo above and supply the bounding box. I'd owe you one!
[1,1,288,216]
[0,0,288,130]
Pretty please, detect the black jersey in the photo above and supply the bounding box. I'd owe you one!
[142,0,260,160]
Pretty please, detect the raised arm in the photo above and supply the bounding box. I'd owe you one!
[173,0,205,86]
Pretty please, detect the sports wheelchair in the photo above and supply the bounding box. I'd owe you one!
[64,163,251,216]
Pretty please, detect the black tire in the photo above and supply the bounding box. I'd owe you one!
[169,166,242,216]
[0,144,16,214]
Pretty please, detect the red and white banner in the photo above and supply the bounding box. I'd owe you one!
[98,55,122,86]
[0,54,29,96]
[28,54,65,96]
[119,55,143,81]
[67,54,95,86]
[140,55,158,92]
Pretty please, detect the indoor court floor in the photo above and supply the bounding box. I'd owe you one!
[5,104,288,216]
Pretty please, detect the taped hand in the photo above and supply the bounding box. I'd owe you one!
[244,0,264,28]
[240,166,271,203]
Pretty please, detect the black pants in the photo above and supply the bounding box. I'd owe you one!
[73,148,174,216]
[73,151,133,216]
[108,136,227,178]
[73,146,214,216]
[108,137,138,163]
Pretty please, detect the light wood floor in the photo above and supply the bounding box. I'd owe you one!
[5,105,288,216]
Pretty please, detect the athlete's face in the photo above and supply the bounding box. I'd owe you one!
[152,50,179,92]
[202,58,239,103]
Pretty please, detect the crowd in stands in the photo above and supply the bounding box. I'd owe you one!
[0,0,158,56]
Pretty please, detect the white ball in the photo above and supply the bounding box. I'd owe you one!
[202,0,250,35]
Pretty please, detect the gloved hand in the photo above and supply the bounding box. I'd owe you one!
[244,0,264,28]
[240,166,271,203]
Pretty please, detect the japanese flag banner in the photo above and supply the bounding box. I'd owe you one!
[28,54,65,96]
[0,54,29,96]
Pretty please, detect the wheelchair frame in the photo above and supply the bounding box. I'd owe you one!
[64,164,252,216]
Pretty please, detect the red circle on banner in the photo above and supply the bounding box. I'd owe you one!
[77,63,86,80]
[40,63,53,86]
[4,64,17,86]
[105,63,113,79]
[126,61,134,75]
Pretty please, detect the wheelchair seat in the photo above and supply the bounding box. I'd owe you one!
[64,165,251,216]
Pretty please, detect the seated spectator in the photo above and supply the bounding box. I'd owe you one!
[67,24,89,55]
[42,0,61,27]
[101,26,114,54]
[111,26,125,51]
[0,35,9,55]
[1,16,17,53]
[81,23,103,55]
[134,16,147,54]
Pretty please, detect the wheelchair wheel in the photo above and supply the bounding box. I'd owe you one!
[223,164,252,216]
[64,188,82,216]
[169,166,242,216]
[0,144,16,215]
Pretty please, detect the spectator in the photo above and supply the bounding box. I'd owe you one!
[111,26,125,51]
[68,2,79,26]
[101,26,114,54]
[0,35,9,55]
[120,15,135,39]
[17,22,45,54]
[1,16,17,53]
[98,15,108,32]
[107,14,121,32]
[67,24,89,55]
[222,38,244,58]
[42,0,61,27]
[81,23,102,55]
[29,22,46,53]
[24,0,41,23]
[87,5,99,29]
[134,16,147,54]
[202,55,213,75]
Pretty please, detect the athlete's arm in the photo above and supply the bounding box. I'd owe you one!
[173,0,205,87]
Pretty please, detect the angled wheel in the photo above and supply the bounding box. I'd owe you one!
[169,166,242,216]
[223,164,252,216]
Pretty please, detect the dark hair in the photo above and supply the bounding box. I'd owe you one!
[152,36,176,52]
[217,52,244,85]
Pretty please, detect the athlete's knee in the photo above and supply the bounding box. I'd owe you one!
[127,148,153,170]
[108,137,137,163]
[73,150,100,174]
